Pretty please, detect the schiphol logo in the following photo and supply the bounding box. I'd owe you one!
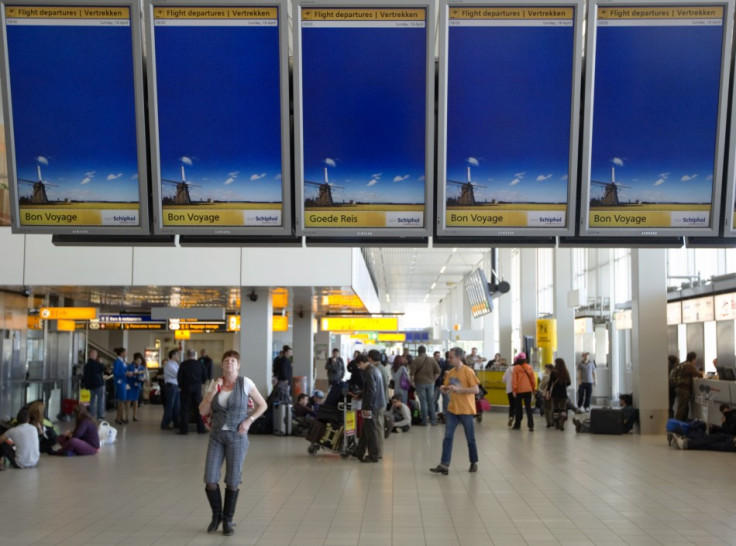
[671,211,709,226]
[527,211,565,227]
[385,211,423,227]
[245,211,281,226]
[102,210,138,225]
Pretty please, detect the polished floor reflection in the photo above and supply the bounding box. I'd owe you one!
[0,405,734,545]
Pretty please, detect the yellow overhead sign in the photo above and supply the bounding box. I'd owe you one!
[57,319,76,332]
[272,315,289,332]
[40,307,97,320]
[321,317,398,332]
[378,333,406,342]
[175,330,191,340]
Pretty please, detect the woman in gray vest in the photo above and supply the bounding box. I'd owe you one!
[199,350,267,536]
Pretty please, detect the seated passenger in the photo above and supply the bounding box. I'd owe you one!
[390,395,411,433]
[309,390,326,413]
[0,408,40,468]
[294,393,317,420]
[28,401,58,454]
[573,394,637,434]
[53,405,100,456]
[672,405,736,451]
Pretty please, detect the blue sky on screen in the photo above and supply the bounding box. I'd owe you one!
[301,27,427,205]
[591,25,723,204]
[155,26,283,203]
[7,25,140,203]
[446,26,574,204]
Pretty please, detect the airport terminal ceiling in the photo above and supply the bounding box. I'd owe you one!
[0,247,489,316]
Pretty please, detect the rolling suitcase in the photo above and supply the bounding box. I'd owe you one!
[590,408,623,434]
[273,402,293,436]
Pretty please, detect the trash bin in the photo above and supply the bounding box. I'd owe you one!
[292,376,307,398]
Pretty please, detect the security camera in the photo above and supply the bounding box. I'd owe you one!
[22,287,31,297]
[248,291,258,302]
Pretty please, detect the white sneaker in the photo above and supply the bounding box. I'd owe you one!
[673,434,688,450]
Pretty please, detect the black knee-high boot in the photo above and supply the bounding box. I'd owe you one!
[205,486,222,533]
[222,488,239,536]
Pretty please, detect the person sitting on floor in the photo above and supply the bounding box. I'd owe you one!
[0,408,40,469]
[53,404,100,456]
[573,394,637,433]
[389,395,411,433]
[672,404,736,451]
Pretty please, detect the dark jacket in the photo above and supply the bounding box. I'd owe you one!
[177,358,207,391]
[82,359,105,389]
[548,370,570,399]
[274,355,293,383]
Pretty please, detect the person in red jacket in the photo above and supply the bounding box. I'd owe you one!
[511,352,537,431]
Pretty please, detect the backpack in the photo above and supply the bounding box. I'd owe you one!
[669,363,682,388]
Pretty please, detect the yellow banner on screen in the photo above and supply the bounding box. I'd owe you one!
[302,8,425,21]
[20,209,100,225]
[446,211,528,226]
[153,7,277,19]
[305,211,387,227]
[589,211,672,227]
[163,209,244,225]
[598,6,723,19]
[5,6,129,18]
[449,7,573,20]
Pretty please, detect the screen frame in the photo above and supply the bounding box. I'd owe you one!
[0,0,150,235]
[579,0,734,238]
[145,0,292,236]
[436,0,584,238]
[292,0,435,239]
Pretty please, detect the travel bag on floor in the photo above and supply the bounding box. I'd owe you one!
[273,402,293,436]
[590,408,623,434]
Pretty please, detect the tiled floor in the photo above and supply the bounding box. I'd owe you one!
[1,406,735,545]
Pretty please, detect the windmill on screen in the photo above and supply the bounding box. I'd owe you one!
[162,164,201,205]
[18,162,58,205]
[591,167,630,206]
[448,164,486,206]
[305,166,343,206]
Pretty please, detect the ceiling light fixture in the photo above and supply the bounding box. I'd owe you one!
[430,282,436,290]
[440,266,446,274]
[386,294,390,302]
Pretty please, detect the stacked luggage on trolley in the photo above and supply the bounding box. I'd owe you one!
[306,400,357,458]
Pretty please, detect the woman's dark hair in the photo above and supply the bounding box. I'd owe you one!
[392,355,406,373]
[114,347,126,356]
[222,350,240,362]
[667,354,678,367]
[133,352,144,363]
[554,358,570,384]
[619,393,633,407]
[73,403,96,427]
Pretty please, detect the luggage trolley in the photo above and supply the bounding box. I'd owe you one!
[306,401,357,458]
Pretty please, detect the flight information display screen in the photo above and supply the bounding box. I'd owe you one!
[148,2,290,235]
[1,1,149,234]
[581,1,732,236]
[294,2,433,238]
[437,2,582,237]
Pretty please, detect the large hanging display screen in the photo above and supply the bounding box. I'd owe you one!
[437,1,583,237]
[294,1,434,238]
[147,1,290,235]
[580,1,733,237]
[0,1,149,234]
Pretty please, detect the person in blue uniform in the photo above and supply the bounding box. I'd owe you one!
[113,347,130,425]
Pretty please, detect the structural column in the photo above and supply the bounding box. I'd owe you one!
[292,287,315,395]
[631,248,668,434]
[240,287,273,397]
[520,248,537,354]
[553,247,575,365]
[497,248,514,361]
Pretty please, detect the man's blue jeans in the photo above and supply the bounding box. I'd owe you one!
[441,411,478,466]
[415,383,437,425]
[89,385,105,419]
[161,384,180,429]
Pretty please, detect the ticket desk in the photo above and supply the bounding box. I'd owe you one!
[477,370,509,406]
